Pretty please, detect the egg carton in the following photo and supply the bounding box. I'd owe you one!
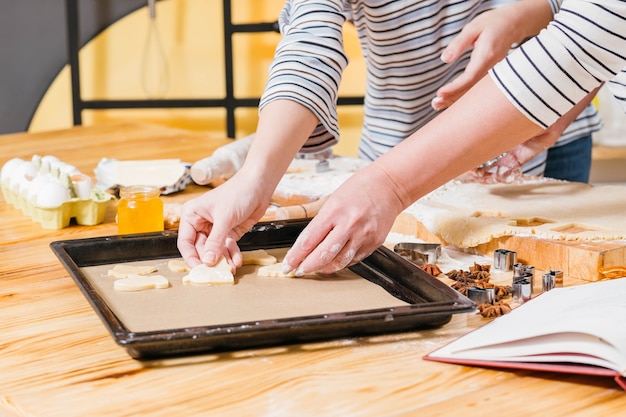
[2,185,113,230]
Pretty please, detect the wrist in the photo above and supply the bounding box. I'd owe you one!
[508,0,554,41]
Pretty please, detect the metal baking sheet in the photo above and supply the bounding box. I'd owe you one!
[51,219,475,360]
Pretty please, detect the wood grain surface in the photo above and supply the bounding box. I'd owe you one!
[392,207,626,282]
[1,123,625,417]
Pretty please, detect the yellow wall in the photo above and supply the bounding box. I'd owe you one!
[30,0,365,157]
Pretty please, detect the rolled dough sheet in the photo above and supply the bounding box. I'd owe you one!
[404,179,626,248]
[81,248,410,333]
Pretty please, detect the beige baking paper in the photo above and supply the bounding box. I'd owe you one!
[82,248,409,333]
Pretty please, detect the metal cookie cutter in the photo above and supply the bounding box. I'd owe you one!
[393,242,441,266]
[467,286,495,305]
[494,249,517,271]
[512,278,532,303]
[542,269,564,292]
[513,263,535,289]
[296,149,333,173]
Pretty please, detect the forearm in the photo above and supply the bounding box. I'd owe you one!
[239,99,318,197]
[371,76,543,209]
[508,0,555,40]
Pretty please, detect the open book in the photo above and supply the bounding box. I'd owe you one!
[424,278,626,391]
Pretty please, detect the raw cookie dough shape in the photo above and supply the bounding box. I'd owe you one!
[107,264,158,279]
[183,257,235,285]
[241,249,278,266]
[551,223,602,234]
[114,274,170,291]
[257,263,297,278]
[509,217,555,227]
[168,259,190,273]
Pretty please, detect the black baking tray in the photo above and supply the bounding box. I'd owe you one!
[51,219,474,360]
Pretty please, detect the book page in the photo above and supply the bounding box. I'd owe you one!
[428,279,626,374]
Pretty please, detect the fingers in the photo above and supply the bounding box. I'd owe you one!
[283,219,374,276]
[440,22,479,64]
[225,237,243,269]
[177,210,205,268]
[435,23,481,108]
[200,217,233,265]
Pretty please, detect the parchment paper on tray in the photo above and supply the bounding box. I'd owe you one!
[94,158,192,195]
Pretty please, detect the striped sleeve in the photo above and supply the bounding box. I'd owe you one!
[258,0,348,152]
[547,0,562,14]
[490,0,626,128]
[608,69,626,109]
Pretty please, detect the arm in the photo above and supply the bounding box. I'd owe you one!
[283,76,542,274]
[468,85,601,183]
[259,0,348,152]
[433,0,555,110]
[177,100,317,268]
[178,0,349,268]
[283,0,626,275]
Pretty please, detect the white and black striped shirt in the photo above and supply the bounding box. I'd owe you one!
[259,0,603,164]
[491,0,626,128]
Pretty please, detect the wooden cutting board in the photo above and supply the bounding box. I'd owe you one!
[391,211,626,282]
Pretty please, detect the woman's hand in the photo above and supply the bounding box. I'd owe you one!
[282,164,405,275]
[433,0,552,110]
[463,86,601,183]
[177,172,272,269]
[464,131,556,183]
[177,99,319,269]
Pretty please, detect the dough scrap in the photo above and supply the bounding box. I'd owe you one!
[257,263,297,278]
[114,274,170,291]
[241,249,278,266]
[183,257,235,285]
[403,179,626,247]
[168,259,190,273]
[107,264,158,279]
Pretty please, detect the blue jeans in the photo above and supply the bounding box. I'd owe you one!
[544,135,592,183]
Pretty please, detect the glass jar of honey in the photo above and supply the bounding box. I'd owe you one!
[117,185,164,235]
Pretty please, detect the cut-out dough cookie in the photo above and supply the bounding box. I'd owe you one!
[107,264,158,279]
[183,257,235,285]
[114,274,170,291]
[257,263,297,278]
[168,259,190,273]
[241,249,278,266]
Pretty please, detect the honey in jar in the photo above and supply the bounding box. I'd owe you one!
[117,185,164,234]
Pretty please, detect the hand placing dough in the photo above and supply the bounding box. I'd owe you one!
[283,164,403,275]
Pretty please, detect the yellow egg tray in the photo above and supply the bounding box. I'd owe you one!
[1,185,113,230]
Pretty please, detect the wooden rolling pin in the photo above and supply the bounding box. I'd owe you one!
[264,196,329,221]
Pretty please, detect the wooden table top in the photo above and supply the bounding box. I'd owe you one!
[1,122,624,417]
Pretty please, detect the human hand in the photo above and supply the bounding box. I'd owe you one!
[463,83,600,184]
[282,165,404,275]
[177,172,272,269]
[463,127,561,183]
[433,1,549,110]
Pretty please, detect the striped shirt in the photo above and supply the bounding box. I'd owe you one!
[491,0,626,128]
[259,0,603,168]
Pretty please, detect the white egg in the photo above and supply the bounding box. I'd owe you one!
[10,160,38,193]
[36,181,71,208]
[41,155,60,165]
[55,162,80,176]
[1,158,23,184]
[71,173,92,200]
[27,175,53,204]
